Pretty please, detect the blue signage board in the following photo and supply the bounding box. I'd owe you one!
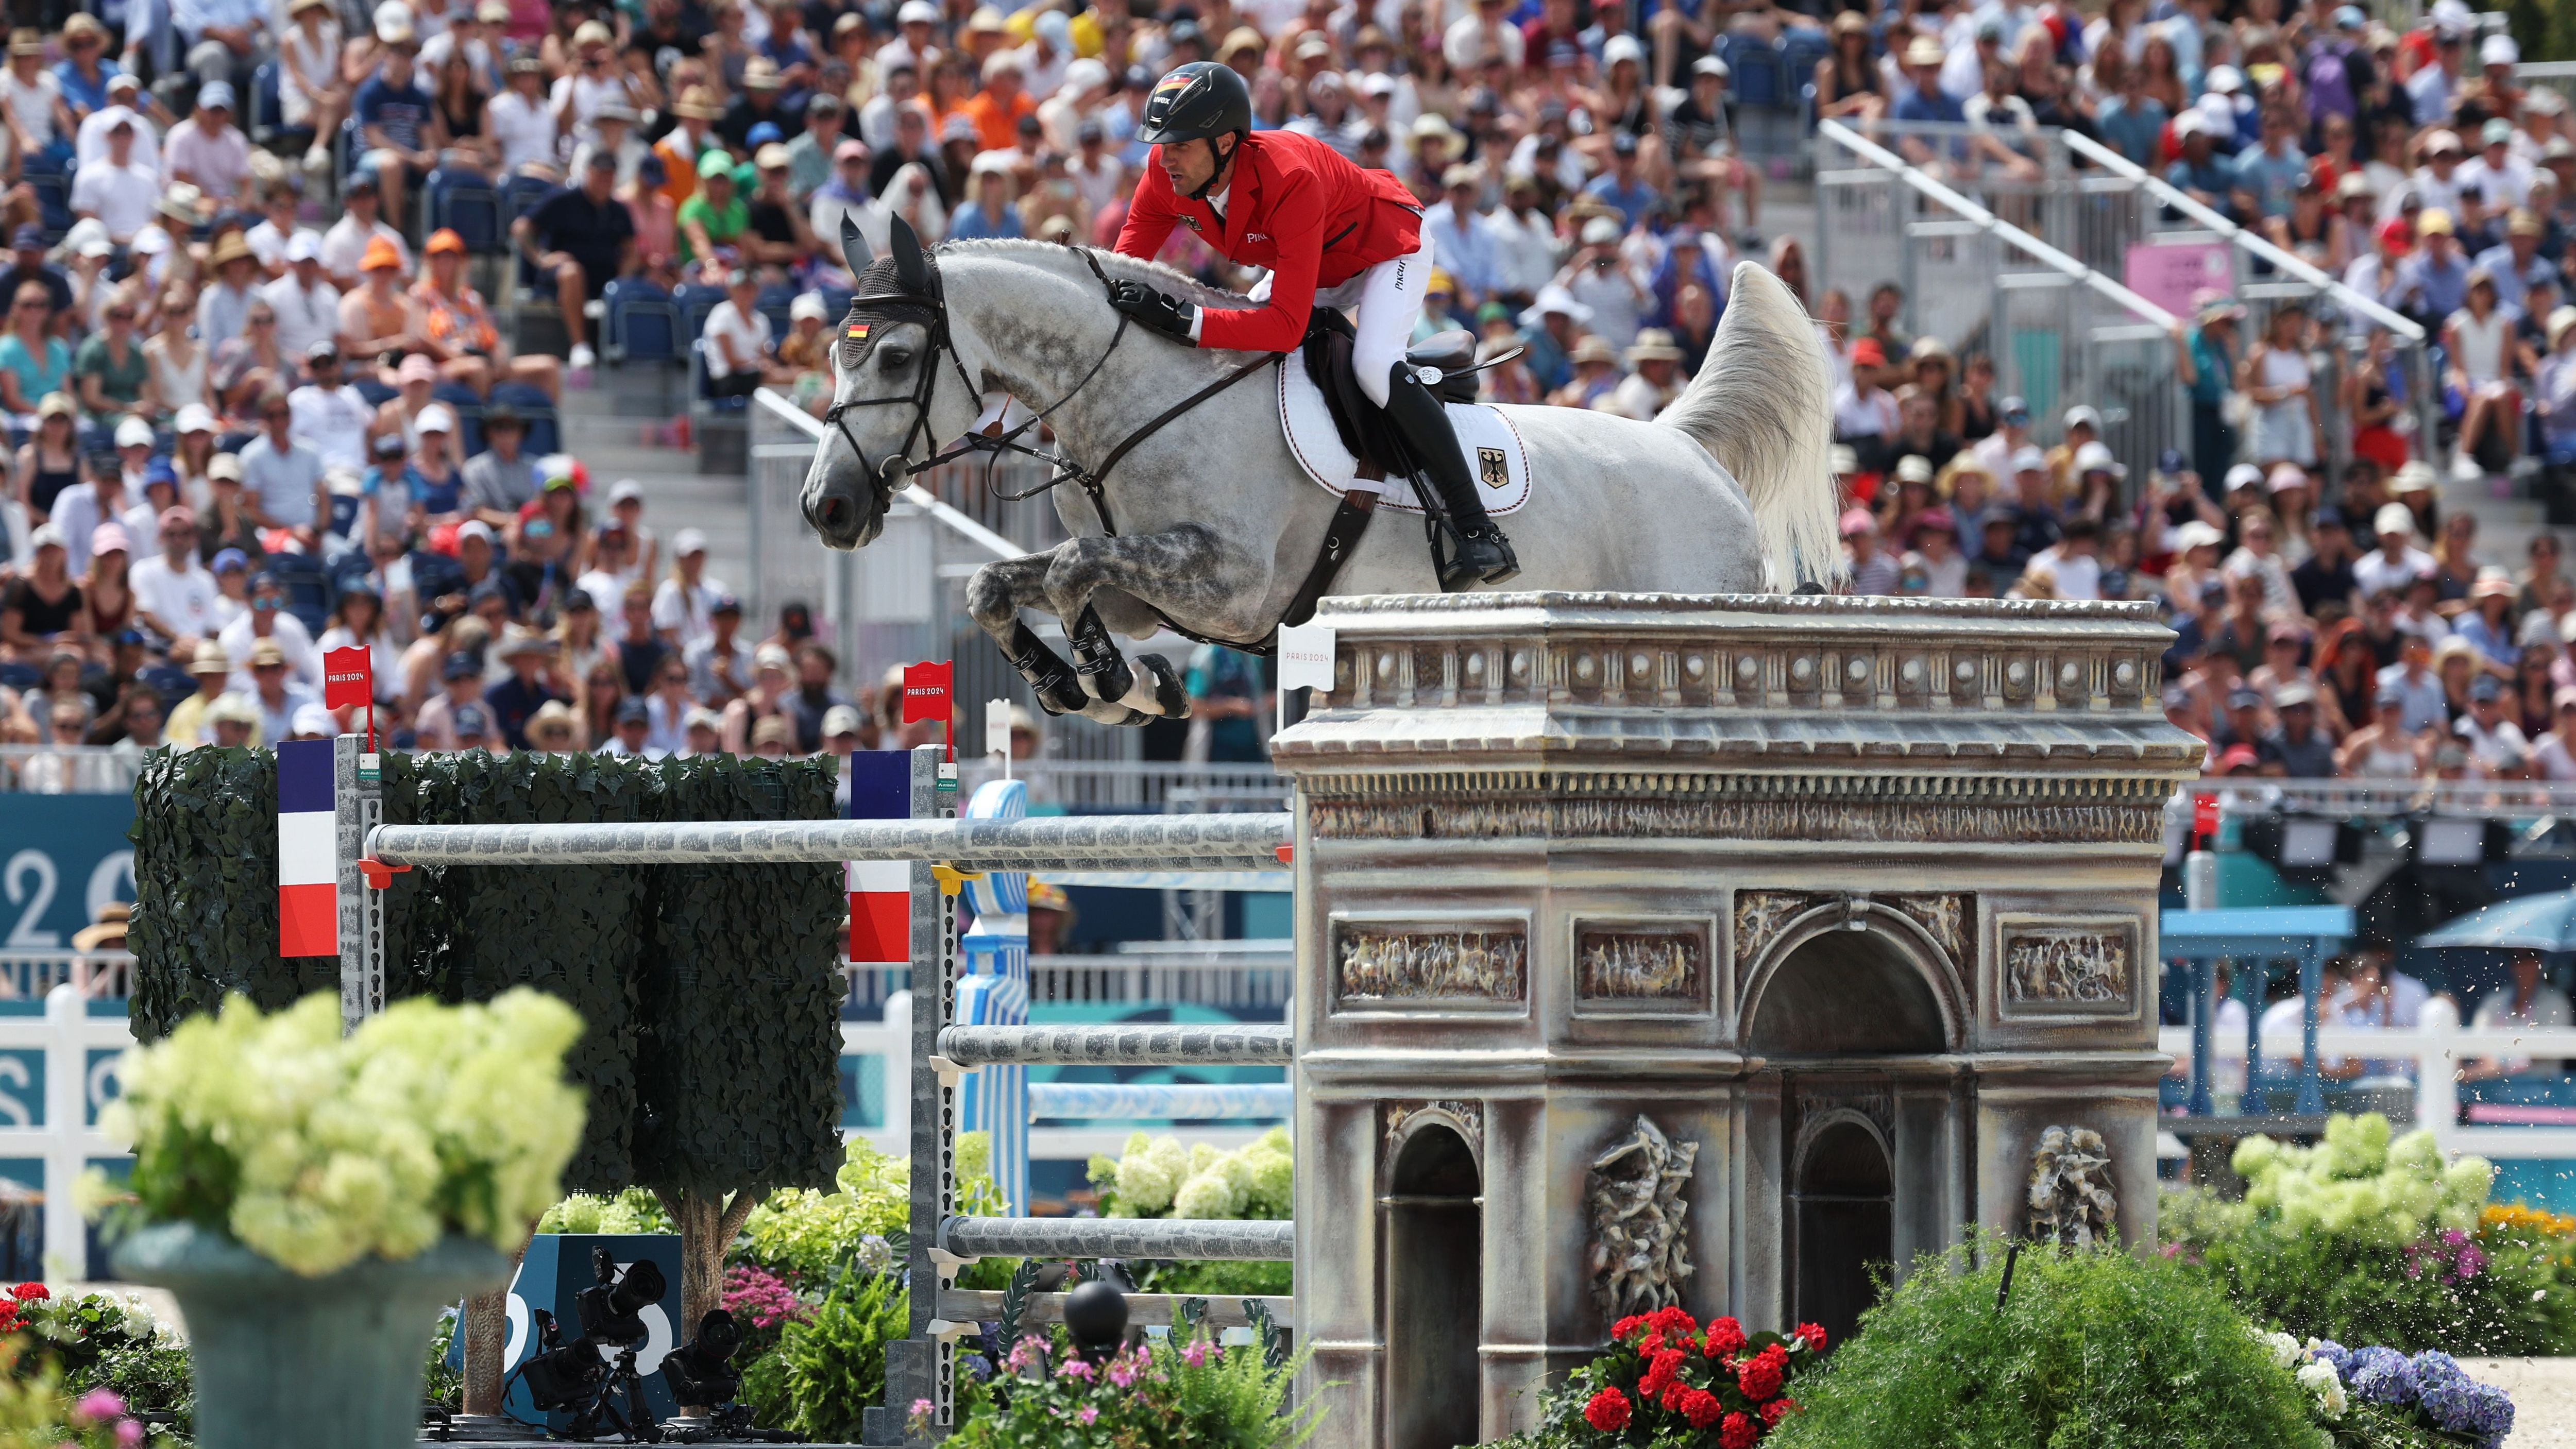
[446,1233,688,1432]
[0,795,135,948]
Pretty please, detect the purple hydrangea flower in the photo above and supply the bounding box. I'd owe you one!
[2420,1377,2515,1445]
[2307,1339,2350,1376]
[2348,1347,2418,1407]
[2410,1350,2465,1387]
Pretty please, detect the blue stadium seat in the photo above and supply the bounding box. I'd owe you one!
[673,283,726,345]
[424,169,503,253]
[261,551,332,636]
[1721,34,1784,109]
[247,60,314,153]
[755,283,798,341]
[691,338,747,412]
[25,170,67,240]
[352,378,398,407]
[501,175,555,238]
[604,278,679,365]
[409,548,466,603]
[427,380,482,455]
[1777,32,1831,99]
[484,380,557,454]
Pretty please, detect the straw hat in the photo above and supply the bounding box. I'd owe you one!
[210,231,257,268]
[1625,329,1685,363]
[71,902,130,952]
[674,85,724,120]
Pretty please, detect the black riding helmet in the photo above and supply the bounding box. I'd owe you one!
[1136,60,1251,147]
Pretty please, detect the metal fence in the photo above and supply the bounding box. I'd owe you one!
[1816,118,2191,472]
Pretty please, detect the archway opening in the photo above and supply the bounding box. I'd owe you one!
[1383,1122,1481,1449]
[1791,1119,1893,1352]
[1748,926,1948,1055]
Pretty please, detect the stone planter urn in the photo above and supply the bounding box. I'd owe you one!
[112,1222,513,1449]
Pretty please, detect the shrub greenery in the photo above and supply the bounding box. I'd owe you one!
[1767,1239,2325,1449]
[946,1318,1319,1449]
[534,1188,676,1237]
[738,1267,908,1444]
[2160,1113,2576,1354]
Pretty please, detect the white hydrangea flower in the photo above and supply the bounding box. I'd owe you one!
[2297,1359,2345,1418]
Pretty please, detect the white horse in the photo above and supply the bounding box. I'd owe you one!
[800,220,1840,726]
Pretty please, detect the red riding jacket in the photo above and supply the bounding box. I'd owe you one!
[1114,128,1424,354]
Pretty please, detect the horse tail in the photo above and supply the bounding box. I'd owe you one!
[1656,261,1843,590]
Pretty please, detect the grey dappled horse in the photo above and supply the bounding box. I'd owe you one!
[800,226,1841,726]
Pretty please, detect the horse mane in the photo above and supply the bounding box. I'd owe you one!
[937,238,1256,313]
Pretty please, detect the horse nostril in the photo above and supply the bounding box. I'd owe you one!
[819,495,850,534]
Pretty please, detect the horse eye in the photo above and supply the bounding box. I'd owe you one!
[880,348,914,370]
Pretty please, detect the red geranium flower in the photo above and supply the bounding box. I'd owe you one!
[10,1284,46,1302]
[1702,1317,1748,1359]
[1639,1348,1687,1397]
[1583,1386,1632,1433]
[1612,1315,1647,1341]
[1762,1397,1798,1427]
[1680,1388,1724,1428]
[1648,1304,1699,1339]
[1738,1345,1786,1401]
[1660,1379,1692,1413]
[1719,1410,1759,1449]
[1793,1322,1827,1353]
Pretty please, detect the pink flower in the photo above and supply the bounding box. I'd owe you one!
[75,1390,124,1423]
[114,1422,142,1448]
[1181,1341,1211,1367]
[1109,1358,1139,1388]
[1058,1356,1095,1382]
[1076,1405,1098,1425]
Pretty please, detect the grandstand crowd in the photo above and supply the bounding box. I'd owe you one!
[0,0,2568,781]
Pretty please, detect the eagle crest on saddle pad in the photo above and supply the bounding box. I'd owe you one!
[1478,447,1510,489]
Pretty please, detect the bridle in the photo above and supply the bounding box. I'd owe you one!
[818,245,1136,514]
[819,243,1284,540]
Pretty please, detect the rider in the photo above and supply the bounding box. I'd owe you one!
[1105,61,1518,591]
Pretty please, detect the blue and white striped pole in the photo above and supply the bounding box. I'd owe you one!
[954,779,1030,1216]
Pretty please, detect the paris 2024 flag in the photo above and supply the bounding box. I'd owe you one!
[276,738,338,957]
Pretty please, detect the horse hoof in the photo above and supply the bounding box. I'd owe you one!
[1136,654,1191,718]
[1082,700,1152,727]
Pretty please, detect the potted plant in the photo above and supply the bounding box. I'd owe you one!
[94,989,587,1449]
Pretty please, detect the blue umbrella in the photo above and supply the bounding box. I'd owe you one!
[2416,890,2576,952]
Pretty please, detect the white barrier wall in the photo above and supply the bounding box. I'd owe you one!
[0,985,138,1276]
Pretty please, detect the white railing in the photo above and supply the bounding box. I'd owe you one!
[0,748,142,795]
[2183,778,2576,821]
[0,952,132,1000]
[956,759,1291,814]
[2160,1000,2576,1162]
[847,950,1294,1015]
[0,984,139,1275]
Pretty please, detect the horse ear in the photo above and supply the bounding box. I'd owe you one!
[889,214,930,295]
[840,214,873,280]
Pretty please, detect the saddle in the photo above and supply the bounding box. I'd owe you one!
[1298,309,1479,483]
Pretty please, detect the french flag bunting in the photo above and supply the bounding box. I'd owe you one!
[277,740,337,958]
[846,751,911,965]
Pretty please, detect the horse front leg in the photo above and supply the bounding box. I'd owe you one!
[964,550,1142,724]
[1043,527,1262,725]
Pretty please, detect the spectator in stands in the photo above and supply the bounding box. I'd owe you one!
[166,80,250,208]
[411,650,486,749]
[72,114,155,246]
[612,579,667,695]
[0,282,67,421]
[238,386,325,543]
[73,283,150,425]
[600,694,653,756]
[459,404,539,527]
[355,17,439,226]
[2465,950,2573,1079]
[0,523,76,659]
[703,267,787,398]
[195,232,262,352]
[679,151,752,278]
[290,343,375,474]
[652,527,725,650]
[483,629,558,748]
[131,504,217,653]
[243,634,319,743]
[516,147,634,372]
[2262,681,2338,777]
[642,653,695,754]
[320,173,408,294]
[261,235,341,365]
[685,591,751,705]
[720,641,790,750]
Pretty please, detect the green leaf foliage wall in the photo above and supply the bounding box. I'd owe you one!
[128,747,845,1201]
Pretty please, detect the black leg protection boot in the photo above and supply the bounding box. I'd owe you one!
[1383,362,1518,590]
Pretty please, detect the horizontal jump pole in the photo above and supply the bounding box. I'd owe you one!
[940,1215,1295,1262]
[365,813,1293,870]
[936,1289,1294,1331]
[940,1025,1295,1067]
[1027,1083,1292,1120]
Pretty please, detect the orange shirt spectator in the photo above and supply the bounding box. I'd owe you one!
[961,58,1037,152]
[657,90,723,210]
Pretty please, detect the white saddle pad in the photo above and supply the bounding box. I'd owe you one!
[1277,355,1534,517]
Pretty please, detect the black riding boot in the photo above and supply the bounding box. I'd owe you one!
[1383,362,1519,590]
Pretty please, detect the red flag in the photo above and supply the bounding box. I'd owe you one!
[2192,792,2219,840]
[323,646,373,710]
[901,660,952,724]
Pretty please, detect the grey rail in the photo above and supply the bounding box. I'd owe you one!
[365,812,1293,870]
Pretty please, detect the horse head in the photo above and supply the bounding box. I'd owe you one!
[801,215,968,549]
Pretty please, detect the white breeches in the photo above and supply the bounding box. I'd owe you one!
[1248,234,1434,408]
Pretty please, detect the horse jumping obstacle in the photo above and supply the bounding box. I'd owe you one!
[337,738,1298,1445]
